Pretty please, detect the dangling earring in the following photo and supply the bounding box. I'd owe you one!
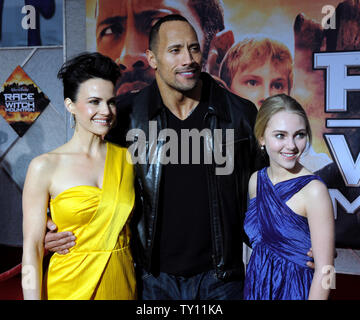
[261,145,265,151]
[70,114,76,129]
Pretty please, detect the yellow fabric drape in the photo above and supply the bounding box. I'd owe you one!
[44,143,136,300]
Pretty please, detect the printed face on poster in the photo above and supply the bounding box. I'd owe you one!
[86,0,360,249]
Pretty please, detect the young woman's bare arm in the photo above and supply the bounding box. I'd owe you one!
[248,171,258,200]
[305,180,335,300]
[22,155,52,300]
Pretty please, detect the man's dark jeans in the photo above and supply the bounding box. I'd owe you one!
[139,269,244,300]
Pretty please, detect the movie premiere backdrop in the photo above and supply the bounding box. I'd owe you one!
[0,0,359,260]
[85,0,360,250]
[0,0,64,248]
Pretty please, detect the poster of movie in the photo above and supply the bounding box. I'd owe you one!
[0,0,63,47]
[85,0,360,249]
[0,65,50,137]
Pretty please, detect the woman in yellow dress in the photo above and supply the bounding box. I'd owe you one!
[21,52,136,300]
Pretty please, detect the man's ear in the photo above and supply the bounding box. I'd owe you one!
[146,49,157,70]
[205,29,234,77]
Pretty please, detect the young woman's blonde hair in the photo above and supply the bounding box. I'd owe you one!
[220,37,293,93]
[254,94,312,147]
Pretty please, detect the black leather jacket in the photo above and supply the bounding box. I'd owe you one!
[106,73,266,280]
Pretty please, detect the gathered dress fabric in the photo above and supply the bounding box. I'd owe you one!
[44,143,136,300]
[244,167,322,300]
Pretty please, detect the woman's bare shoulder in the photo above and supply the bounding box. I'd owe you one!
[303,177,328,197]
[27,153,57,177]
[28,144,70,176]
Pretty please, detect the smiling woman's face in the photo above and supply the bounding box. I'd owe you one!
[68,78,116,136]
[260,110,308,171]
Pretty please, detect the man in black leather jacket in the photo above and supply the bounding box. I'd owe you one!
[104,15,265,299]
[43,14,265,300]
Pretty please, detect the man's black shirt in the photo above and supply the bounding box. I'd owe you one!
[154,87,213,276]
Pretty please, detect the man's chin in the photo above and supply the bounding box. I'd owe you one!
[116,81,150,96]
[174,78,200,92]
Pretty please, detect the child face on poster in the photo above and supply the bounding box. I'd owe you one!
[230,59,289,110]
[220,38,293,110]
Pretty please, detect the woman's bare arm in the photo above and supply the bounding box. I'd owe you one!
[22,155,51,300]
[305,180,335,300]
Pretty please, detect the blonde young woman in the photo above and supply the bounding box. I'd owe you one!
[22,53,136,300]
[244,94,334,300]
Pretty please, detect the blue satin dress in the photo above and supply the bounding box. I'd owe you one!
[244,167,322,300]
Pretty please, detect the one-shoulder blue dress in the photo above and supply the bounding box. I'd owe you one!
[244,167,322,300]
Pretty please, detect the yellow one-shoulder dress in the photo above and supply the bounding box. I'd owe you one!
[44,143,136,300]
